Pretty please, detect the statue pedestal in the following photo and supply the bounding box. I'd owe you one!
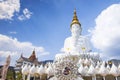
[52,53,84,80]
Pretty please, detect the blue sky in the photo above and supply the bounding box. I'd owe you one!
[0,0,120,66]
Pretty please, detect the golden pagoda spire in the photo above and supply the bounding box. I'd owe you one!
[70,9,81,27]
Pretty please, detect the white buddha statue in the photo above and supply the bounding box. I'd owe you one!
[64,10,91,53]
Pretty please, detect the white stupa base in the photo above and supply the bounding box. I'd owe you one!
[49,77,84,80]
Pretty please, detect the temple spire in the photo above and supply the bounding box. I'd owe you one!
[29,49,36,61]
[70,9,81,27]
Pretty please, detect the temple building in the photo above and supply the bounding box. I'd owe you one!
[15,50,40,73]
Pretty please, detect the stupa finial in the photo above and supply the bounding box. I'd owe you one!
[70,9,81,27]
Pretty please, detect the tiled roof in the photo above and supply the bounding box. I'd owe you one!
[16,52,41,65]
[29,50,37,61]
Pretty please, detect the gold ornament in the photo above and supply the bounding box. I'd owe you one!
[70,9,81,27]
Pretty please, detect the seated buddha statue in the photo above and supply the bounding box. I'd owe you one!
[63,10,91,53]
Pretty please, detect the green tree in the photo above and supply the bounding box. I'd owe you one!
[16,72,22,80]
[6,68,15,80]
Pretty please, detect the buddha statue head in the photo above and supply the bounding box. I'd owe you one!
[71,24,82,37]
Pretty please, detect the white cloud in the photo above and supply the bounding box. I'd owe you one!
[18,8,32,21]
[91,3,120,60]
[0,0,20,20]
[9,31,17,34]
[60,47,64,52]
[0,34,50,65]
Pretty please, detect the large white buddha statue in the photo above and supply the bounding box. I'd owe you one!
[64,10,91,53]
